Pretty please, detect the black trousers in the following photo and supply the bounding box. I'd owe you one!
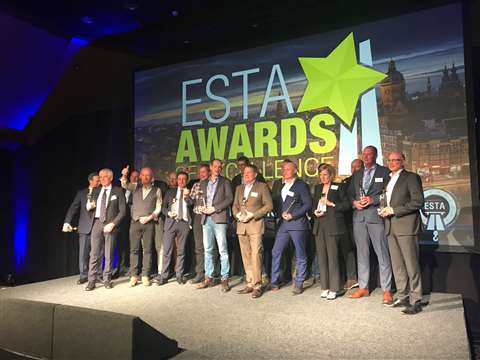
[340,225,357,282]
[88,219,118,282]
[78,233,91,280]
[315,227,341,292]
[129,220,155,277]
[161,220,190,279]
[192,214,205,278]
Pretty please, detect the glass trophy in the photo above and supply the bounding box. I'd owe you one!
[240,197,248,219]
[359,185,366,199]
[317,193,327,213]
[170,197,178,218]
[379,189,387,210]
[194,189,206,213]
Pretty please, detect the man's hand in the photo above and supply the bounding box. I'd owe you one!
[139,215,153,224]
[103,223,115,233]
[378,207,394,217]
[167,211,178,219]
[87,199,96,210]
[242,211,254,223]
[236,212,244,222]
[62,223,73,232]
[326,200,335,207]
[360,196,373,206]
[202,206,216,215]
[313,210,324,218]
[353,200,366,210]
[121,165,129,178]
[282,212,293,221]
[183,188,190,197]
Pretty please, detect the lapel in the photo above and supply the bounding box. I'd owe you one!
[391,170,407,203]
[211,176,222,202]
[106,186,113,209]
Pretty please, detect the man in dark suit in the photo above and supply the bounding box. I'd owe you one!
[63,172,100,284]
[270,159,312,295]
[196,159,233,292]
[158,171,193,285]
[340,159,363,290]
[85,168,126,291]
[379,151,424,315]
[348,146,393,305]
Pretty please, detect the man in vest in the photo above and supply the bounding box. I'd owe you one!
[121,167,162,287]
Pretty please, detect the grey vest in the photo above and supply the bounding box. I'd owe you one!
[131,185,159,221]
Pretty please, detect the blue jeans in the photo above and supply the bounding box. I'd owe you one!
[203,217,229,279]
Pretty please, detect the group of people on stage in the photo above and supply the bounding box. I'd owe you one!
[63,145,425,315]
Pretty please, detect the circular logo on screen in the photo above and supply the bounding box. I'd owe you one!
[421,189,459,241]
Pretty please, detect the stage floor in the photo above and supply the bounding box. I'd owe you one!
[0,276,470,359]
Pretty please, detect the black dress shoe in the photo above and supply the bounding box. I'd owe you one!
[392,298,410,308]
[157,277,168,286]
[190,275,204,284]
[85,282,95,291]
[104,281,113,289]
[77,278,88,285]
[402,303,422,315]
[177,277,187,285]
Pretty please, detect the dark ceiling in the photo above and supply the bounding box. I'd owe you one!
[1,0,473,61]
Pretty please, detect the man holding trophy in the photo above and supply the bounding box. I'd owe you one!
[158,171,193,285]
[232,164,273,298]
[379,151,424,315]
[348,146,393,305]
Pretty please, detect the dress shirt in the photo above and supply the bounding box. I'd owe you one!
[281,178,296,201]
[93,185,112,218]
[386,169,403,207]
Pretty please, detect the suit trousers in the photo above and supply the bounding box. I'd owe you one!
[388,232,423,304]
[78,233,91,280]
[353,221,392,291]
[161,220,190,279]
[88,219,118,281]
[238,234,263,289]
[271,230,307,287]
[154,218,165,274]
[315,228,341,292]
[193,214,205,278]
[340,225,357,281]
[129,220,155,277]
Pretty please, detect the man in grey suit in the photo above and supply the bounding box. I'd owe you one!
[62,172,100,284]
[379,151,424,315]
[196,159,233,292]
[348,146,393,305]
[85,168,126,291]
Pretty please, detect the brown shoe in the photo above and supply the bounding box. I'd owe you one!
[196,277,212,289]
[349,288,369,298]
[344,280,359,290]
[383,291,393,306]
[221,279,231,293]
[237,286,253,294]
[251,288,263,298]
[141,276,151,287]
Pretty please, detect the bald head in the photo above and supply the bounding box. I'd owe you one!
[351,159,363,174]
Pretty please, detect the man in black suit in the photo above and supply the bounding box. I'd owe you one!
[158,171,193,285]
[63,172,100,285]
[379,151,425,315]
[85,168,126,291]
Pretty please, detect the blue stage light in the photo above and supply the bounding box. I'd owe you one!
[13,158,30,273]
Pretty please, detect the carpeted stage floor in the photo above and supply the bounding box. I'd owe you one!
[0,276,470,359]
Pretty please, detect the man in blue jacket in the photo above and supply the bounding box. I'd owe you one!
[270,159,312,295]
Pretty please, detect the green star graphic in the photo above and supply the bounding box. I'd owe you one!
[297,32,386,127]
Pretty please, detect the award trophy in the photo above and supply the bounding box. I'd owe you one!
[194,189,206,214]
[240,197,248,221]
[379,189,387,211]
[170,197,178,218]
[359,185,366,199]
[317,193,327,213]
[284,197,297,214]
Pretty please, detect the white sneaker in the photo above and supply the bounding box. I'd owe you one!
[327,291,337,300]
[320,289,329,298]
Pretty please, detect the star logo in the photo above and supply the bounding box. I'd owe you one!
[297,32,386,127]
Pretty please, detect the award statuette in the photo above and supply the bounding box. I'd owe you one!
[240,197,248,219]
[359,185,366,199]
[170,197,178,218]
[317,193,327,213]
[284,197,297,214]
[194,189,206,214]
[379,189,387,211]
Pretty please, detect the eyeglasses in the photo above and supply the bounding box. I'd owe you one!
[388,159,403,162]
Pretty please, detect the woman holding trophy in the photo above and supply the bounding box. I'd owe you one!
[312,163,350,300]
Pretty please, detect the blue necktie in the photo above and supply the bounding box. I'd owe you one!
[362,168,373,193]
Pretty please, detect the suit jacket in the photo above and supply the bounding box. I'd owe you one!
[199,176,233,224]
[64,188,95,235]
[342,175,354,228]
[162,187,194,231]
[384,170,424,236]
[232,181,273,235]
[231,172,266,194]
[276,178,312,231]
[348,164,390,224]
[91,186,126,229]
[312,182,350,236]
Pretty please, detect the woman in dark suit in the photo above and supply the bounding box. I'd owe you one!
[312,163,350,300]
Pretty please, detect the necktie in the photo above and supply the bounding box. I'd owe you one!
[362,168,373,193]
[100,189,107,222]
[178,189,184,221]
